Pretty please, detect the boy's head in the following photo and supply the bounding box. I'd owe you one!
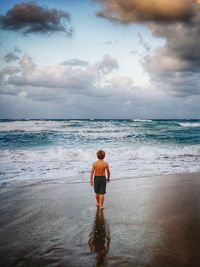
[96,150,105,160]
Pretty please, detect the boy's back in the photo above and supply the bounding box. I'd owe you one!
[93,160,109,177]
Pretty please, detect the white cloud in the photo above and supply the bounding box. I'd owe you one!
[19,55,36,73]
[1,54,136,102]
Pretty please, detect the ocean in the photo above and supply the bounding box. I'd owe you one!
[0,119,200,187]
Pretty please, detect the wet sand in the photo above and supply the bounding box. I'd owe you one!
[1,173,200,267]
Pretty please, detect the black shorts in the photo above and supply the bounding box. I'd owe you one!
[94,176,106,194]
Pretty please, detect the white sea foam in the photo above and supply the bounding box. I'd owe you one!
[1,144,200,186]
[179,122,200,127]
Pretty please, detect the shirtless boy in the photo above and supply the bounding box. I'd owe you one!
[90,150,110,209]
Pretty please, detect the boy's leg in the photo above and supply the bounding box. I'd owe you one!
[99,194,105,209]
[96,194,100,206]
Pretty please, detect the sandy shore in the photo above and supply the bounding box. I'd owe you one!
[1,173,200,267]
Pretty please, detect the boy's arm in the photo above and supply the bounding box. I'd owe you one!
[106,163,110,182]
[90,164,95,186]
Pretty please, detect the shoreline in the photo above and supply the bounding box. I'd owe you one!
[1,172,200,266]
[1,171,200,189]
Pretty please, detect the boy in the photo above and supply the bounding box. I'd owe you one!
[90,150,110,209]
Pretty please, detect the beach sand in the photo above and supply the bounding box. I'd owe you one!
[1,173,200,267]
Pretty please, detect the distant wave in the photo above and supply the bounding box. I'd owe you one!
[133,119,152,122]
[179,122,200,128]
[0,120,75,132]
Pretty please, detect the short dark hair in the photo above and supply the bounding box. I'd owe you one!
[96,150,105,159]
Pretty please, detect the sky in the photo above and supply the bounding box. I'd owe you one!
[0,0,200,119]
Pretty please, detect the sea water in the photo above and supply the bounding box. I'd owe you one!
[0,119,200,187]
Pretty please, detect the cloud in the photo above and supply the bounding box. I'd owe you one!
[96,0,200,98]
[96,54,118,75]
[1,83,199,119]
[2,66,21,75]
[19,55,36,72]
[96,0,196,23]
[4,52,19,62]
[143,11,200,97]
[1,55,199,119]
[0,54,133,102]
[0,71,3,86]
[61,59,89,66]
[110,75,135,96]
[0,2,73,36]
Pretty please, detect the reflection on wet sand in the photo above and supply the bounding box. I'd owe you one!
[88,209,110,267]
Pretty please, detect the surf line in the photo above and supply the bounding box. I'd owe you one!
[1,173,181,188]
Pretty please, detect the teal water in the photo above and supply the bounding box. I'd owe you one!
[0,119,200,186]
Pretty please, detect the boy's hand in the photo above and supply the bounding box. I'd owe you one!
[90,180,93,186]
[107,178,110,183]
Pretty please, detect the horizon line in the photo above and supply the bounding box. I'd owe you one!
[0,118,200,121]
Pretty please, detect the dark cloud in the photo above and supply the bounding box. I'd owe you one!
[144,11,200,97]
[4,52,19,62]
[0,2,73,36]
[96,0,196,23]
[61,59,89,66]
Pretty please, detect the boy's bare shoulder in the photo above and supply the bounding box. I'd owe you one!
[92,160,98,167]
[103,160,109,167]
